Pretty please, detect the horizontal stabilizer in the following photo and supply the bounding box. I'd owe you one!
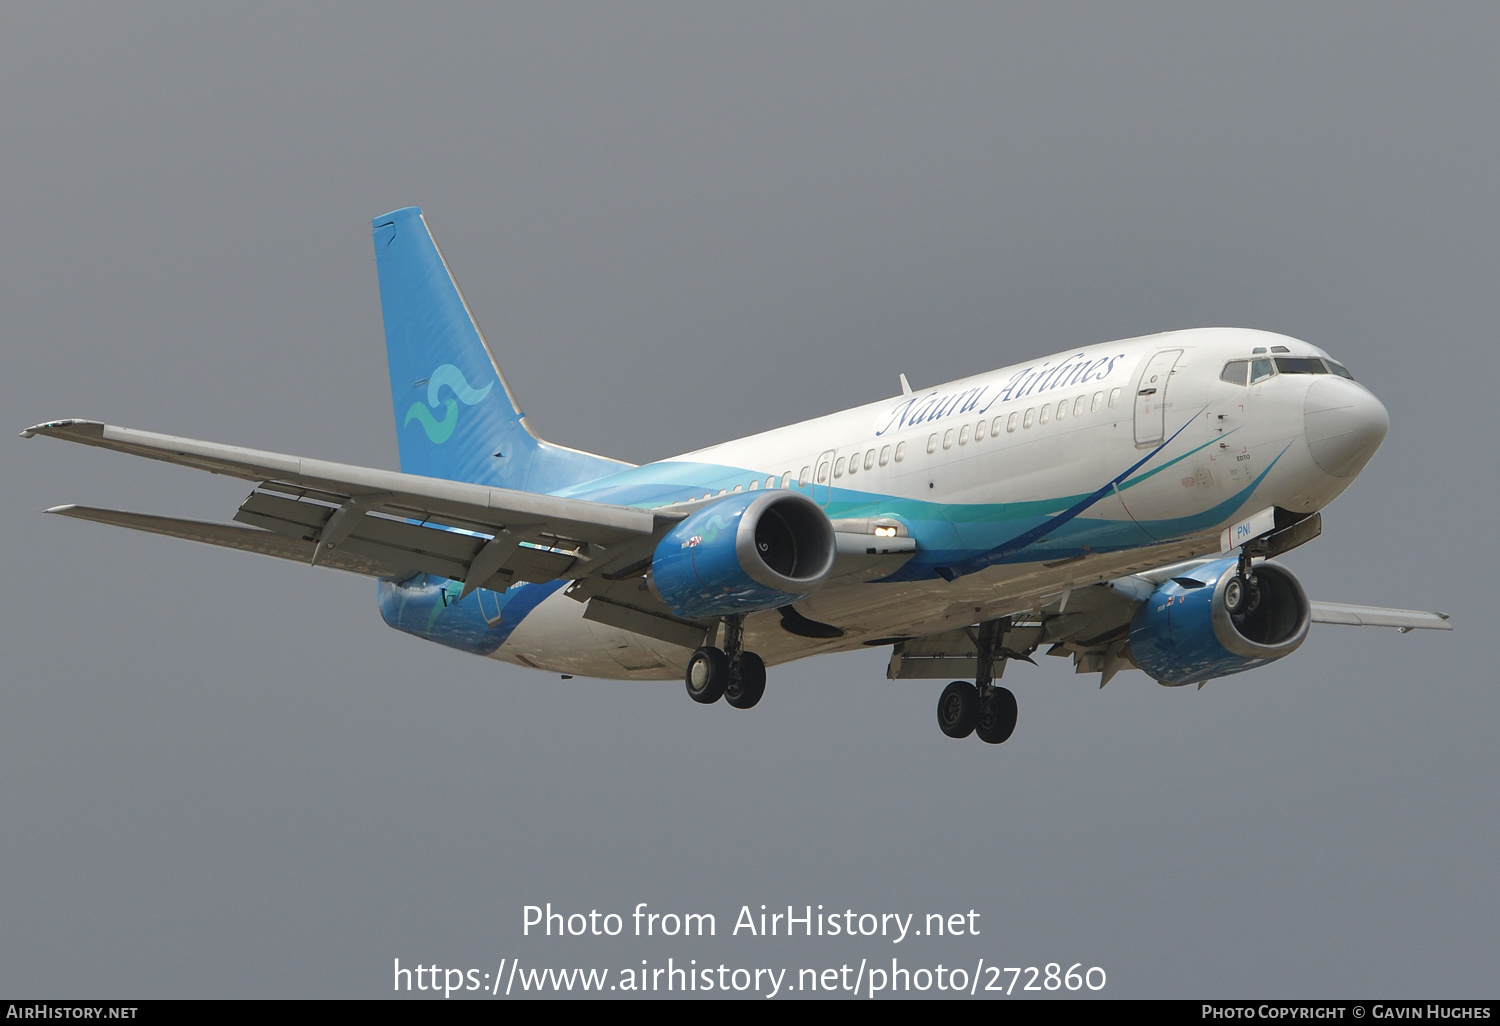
[46,505,411,578]
[1309,601,1452,632]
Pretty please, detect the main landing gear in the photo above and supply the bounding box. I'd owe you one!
[1225,548,1262,617]
[684,615,767,710]
[935,619,1019,744]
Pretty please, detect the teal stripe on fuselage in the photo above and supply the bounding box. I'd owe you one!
[389,425,1283,656]
[544,432,1282,583]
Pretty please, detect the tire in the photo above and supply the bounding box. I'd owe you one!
[685,646,729,704]
[1224,575,1246,614]
[1225,574,1261,617]
[975,686,1018,745]
[725,652,767,709]
[937,680,980,738]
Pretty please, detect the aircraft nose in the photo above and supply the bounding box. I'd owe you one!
[1303,376,1389,478]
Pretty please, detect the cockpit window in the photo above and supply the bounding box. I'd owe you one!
[1249,358,1274,384]
[1274,357,1327,375]
[1220,360,1249,385]
[1325,360,1355,380]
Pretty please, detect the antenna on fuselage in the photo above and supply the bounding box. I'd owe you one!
[899,373,913,395]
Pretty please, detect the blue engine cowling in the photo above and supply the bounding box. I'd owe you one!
[650,491,836,619]
[1129,557,1311,687]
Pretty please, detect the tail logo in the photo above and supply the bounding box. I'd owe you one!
[403,364,494,444]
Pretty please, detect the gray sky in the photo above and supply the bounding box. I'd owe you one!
[2,3,1495,998]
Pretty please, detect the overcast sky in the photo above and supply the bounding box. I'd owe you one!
[1,3,1495,999]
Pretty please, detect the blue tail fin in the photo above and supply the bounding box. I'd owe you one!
[372,207,629,493]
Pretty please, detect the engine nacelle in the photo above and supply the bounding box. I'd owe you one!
[1129,557,1311,687]
[650,491,836,619]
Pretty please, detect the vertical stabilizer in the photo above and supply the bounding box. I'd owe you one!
[372,207,627,492]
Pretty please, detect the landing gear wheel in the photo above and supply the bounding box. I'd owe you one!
[937,680,980,738]
[1224,574,1260,616]
[685,646,729,704]
[975,686,1018,745]
[725,652,767,709]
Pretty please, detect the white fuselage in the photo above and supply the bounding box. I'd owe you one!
[498,327,1381,679]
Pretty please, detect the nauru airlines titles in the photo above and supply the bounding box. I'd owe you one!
[25,206,1451,744]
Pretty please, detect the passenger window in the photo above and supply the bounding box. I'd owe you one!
[748,479,758,490]
[1074,395,1086,417]
[1091,391,1102,412]
[1108,388,1121,408]
[1039,405,1050,425]
[927,433,938,454]
[865,449,876,470]
[816,463,829,484]
[959,425,970,445]
[1249,359,1273,384]
[992,415,1004,436]
[942,429,954,450]
[1023,408,1035,429]
[1055,400,1066,421]
[767,476,777,489]
[974,420,986,441]
[1007,412,1018,433]
[879,445,891,466]
[834,457,846,478]
[1220,360,1249,385]
[798,467,810,486]
[894,441,906,462]
[733,484,743,492]
[847,455,857,475]
[718,489,727,496]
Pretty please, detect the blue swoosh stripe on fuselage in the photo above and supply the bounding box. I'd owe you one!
[436,420,1275,645]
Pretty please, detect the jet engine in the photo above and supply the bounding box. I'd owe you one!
[650,490,836,619]
[1129,557,1311,686]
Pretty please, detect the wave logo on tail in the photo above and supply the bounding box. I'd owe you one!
[403,364,494,444]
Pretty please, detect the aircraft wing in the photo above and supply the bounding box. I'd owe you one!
[1307,601,1452,632]
[887,567,1452,688]
[24,419,681,593]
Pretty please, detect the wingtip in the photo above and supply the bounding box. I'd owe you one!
[44,504,80,515]
[21,418,104,439]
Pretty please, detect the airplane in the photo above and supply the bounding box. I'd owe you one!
[24,206,1452,744]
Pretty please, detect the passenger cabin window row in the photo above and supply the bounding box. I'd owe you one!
[1220,356,1355,385]
[924,386,1124,452]
[831,441,905,479]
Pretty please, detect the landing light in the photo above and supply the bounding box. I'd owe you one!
[874,526,898,538]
